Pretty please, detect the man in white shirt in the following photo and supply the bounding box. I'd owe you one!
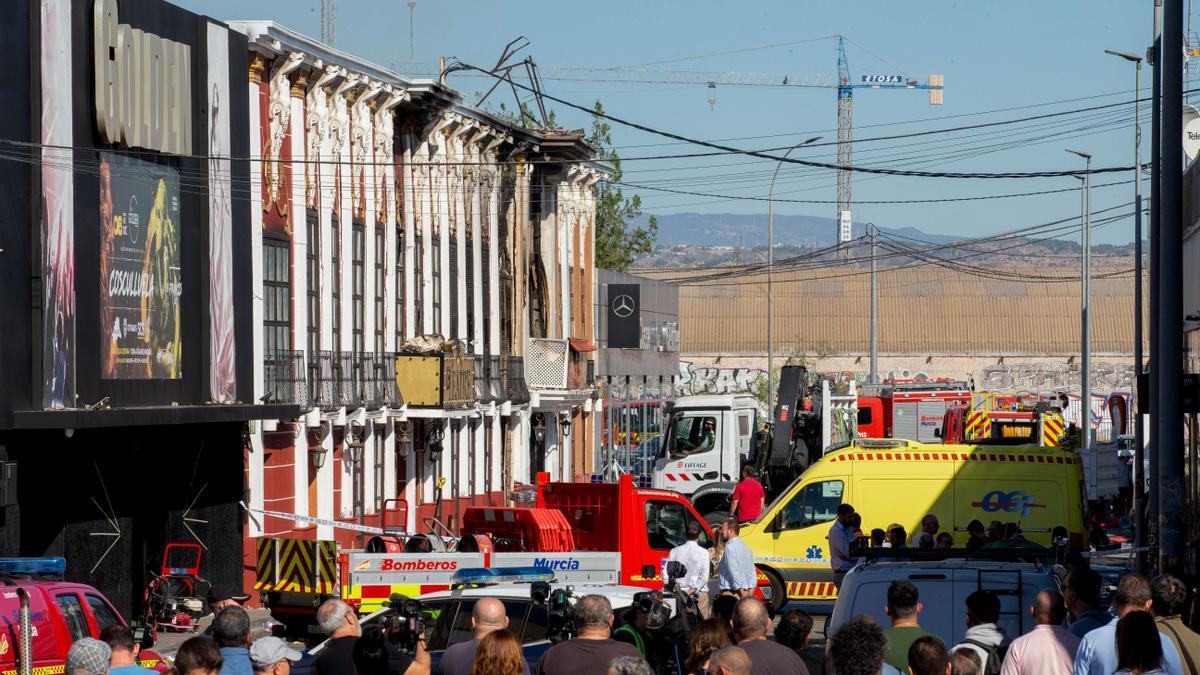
[664,521,712,617]
[718,519,757,599]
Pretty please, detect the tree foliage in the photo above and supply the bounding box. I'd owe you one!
[588,101,657,271]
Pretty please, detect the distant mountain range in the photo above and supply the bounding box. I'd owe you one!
[632,212,958,248]
[630,212,1137,268]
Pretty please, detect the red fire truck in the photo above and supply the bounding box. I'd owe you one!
[856,380,972,442]
[255,474,765,642]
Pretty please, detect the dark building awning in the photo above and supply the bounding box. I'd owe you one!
[10,403,302,430]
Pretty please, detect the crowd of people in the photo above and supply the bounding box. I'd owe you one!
[828,503,1045,576]
[54,559,1200,675]
[52,466,1200,675]
[822,571,1200,675]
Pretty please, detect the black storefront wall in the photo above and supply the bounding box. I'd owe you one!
[65,0,254,414]
[0,424,246,619]
[0,0,254,421]
[0,0,265,616]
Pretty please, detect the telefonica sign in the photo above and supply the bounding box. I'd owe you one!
[93,0,192,155]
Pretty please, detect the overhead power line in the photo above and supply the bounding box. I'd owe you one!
[447,61,1139,179]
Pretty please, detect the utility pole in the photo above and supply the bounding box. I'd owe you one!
[407,2,416,61]
[1149,0,1163,557]
[1159,0,1185,574]
[1106,47,1147,571]
[320,0,336,47]
[869,223,878,384]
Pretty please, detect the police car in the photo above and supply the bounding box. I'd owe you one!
[308,567,651,667]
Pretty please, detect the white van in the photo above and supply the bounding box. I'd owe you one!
[826,559,1063,647]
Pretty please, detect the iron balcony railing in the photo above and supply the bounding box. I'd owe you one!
[368,353,400,407]
[306,350,402,410]
[473,356,493,403]
[505,356,530,404]
[488,355,505,402]
[263,350,309,406]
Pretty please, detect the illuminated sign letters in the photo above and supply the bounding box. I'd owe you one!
[93,0,192,154]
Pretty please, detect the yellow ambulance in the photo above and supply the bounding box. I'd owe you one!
[739,438,1086,608]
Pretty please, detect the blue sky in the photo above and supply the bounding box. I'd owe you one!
[173,0,1185,245]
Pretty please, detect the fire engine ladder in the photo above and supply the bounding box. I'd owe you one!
[977,568,1025,635]
[971,392,994,412]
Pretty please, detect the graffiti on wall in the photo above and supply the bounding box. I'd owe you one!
[678,361,765,395]
[978,362,1134,392]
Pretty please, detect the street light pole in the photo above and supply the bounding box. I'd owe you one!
[1105,48,1146,569]
[1067,149,1093,456]
[767,136,821,412]
[869,223,878,384]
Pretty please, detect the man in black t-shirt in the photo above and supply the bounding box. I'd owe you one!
[535,595,640,675]
[731,598,808,675]
[313,599,429,675]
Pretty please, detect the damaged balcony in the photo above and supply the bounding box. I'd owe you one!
[524,338,596,411]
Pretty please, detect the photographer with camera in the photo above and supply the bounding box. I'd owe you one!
[664,521,712,618]
[535,595,641,675]
[613,601,651,657]
[437,598,528,675]
[314,599,430,675]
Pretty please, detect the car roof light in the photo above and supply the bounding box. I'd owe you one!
[450,566,556,586]
[854,439,909,449]
[0,557,66,578]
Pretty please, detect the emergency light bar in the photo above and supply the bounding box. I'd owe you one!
[0,557,66,578]
[854,439,910,449]
[450,566,555,587]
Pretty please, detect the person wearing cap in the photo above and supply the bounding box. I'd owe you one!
[249,637,302,675]
[209,583,252,615]
[67,637,111,675]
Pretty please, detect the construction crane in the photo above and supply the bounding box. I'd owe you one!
[436,35,943,248]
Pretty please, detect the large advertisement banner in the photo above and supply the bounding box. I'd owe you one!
[99,153,183,379]
[207,23,236,402]
[41,0,75,408]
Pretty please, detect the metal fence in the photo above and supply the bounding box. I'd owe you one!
[264,350,309,405]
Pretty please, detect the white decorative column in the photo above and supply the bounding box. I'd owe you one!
[317,423,334,540]
[353,82,383,352]
[401,129,417,341]
[247,54,267,538]
[490,416,502,498]
[383,418,397,501]
[336,76,360,352]
[404,433,418,532]
[438,128,452,336]
[363,420,377,515]
[289,69,308,374]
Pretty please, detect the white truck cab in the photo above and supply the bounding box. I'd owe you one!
[653,394,760,524]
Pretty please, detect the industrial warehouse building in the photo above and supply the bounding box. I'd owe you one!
[637,263,1142,438]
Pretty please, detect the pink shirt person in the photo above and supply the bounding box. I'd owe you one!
[999,590,1081,675]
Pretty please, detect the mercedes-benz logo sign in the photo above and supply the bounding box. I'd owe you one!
[612,294,635,318]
